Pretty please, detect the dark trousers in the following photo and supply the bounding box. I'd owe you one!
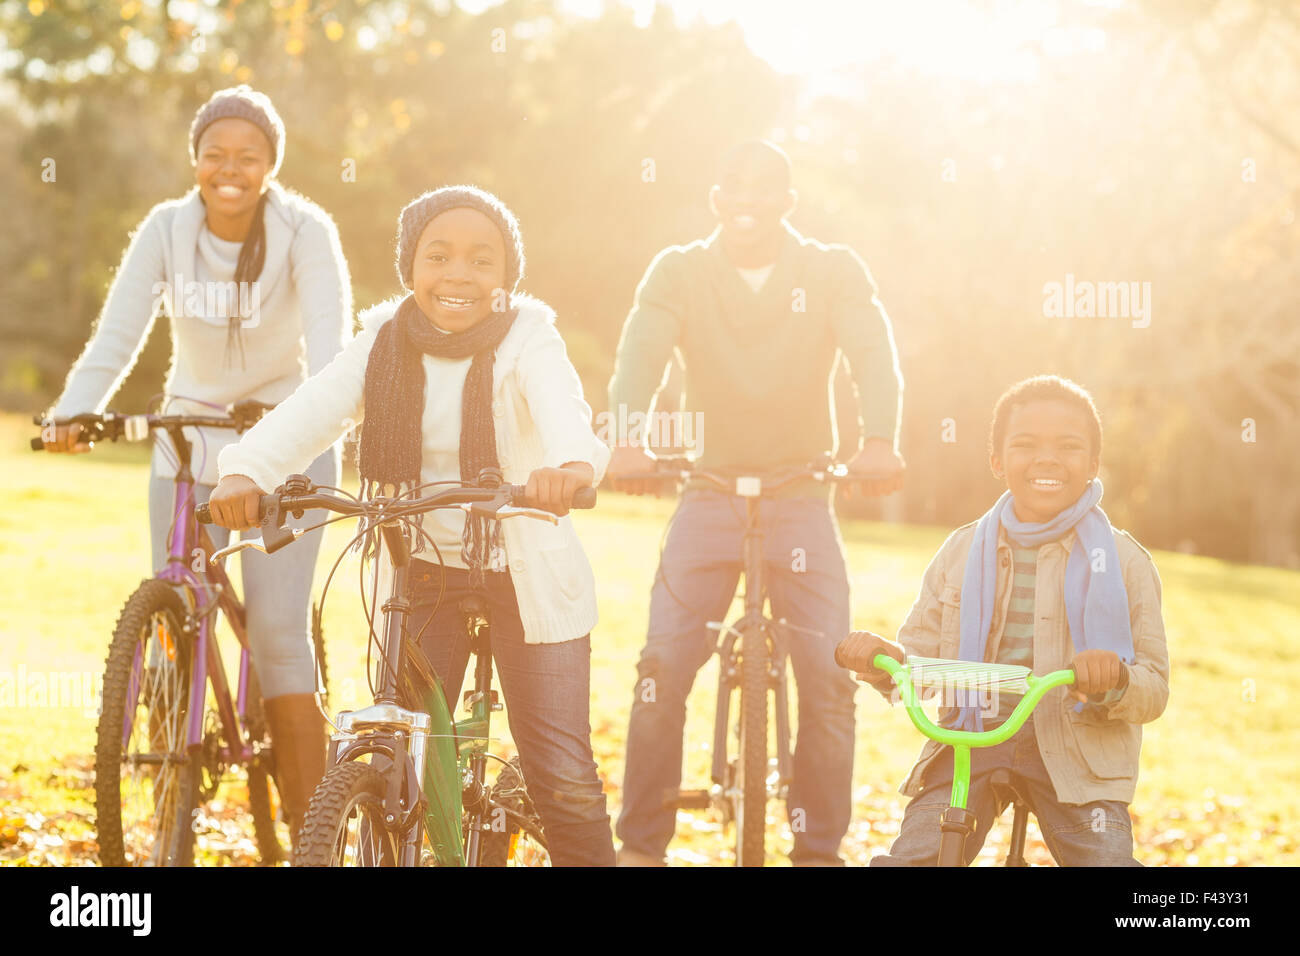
[616,490,857,863]
[871,715,1140,866]
[407,562,616,866]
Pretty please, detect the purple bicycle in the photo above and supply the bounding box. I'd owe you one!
[33,401,322,866]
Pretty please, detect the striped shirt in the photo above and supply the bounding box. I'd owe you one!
[990,545,1038,725]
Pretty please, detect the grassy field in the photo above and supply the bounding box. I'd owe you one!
[1,410,1296,866]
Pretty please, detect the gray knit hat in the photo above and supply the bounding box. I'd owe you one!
[189,85,285,176]
[396,185,525,293]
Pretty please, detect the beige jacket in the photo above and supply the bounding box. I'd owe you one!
[896,520,1169,805]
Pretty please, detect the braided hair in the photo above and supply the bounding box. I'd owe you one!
[224,188,269,370]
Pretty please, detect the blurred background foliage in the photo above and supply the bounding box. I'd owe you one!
[1,0,1296,566]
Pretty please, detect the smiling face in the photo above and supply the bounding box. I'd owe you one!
[710,143,795,257]
[411,207,508,333]
[193,117,274,228]
[991,399,1100,523]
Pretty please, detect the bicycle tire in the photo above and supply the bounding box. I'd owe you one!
[94,578,201,866]
[294,762,399,867]
[478,756,550,867]
[735,623,768,867]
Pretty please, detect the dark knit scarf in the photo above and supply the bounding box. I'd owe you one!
[358,293,518,583]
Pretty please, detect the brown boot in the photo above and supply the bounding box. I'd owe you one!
[263,693,327,855]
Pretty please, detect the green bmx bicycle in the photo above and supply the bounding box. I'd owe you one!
[201,470,591,866]
[871,653,1076,866]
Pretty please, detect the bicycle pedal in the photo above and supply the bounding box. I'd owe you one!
[667,789,712,810]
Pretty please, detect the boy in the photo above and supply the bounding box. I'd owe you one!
[836,375,1168,865]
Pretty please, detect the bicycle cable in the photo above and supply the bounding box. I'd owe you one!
[356,510,449,704]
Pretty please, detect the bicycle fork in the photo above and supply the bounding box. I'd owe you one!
[327,521,440,866]
[707,621,794,795]
[457,605,500,867]
[936,743,978,866]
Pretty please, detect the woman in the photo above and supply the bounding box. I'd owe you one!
[44,86,351,851]
[209,185,617,865]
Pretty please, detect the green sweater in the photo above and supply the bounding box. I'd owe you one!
[608,222,903,473]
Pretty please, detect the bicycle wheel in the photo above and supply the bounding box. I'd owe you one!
[294,762,400,867]
[479,756,550,867]
[243,668,290,865]
[734,623,769,867]
[94,578,202,866]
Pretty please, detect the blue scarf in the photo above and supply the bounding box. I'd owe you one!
[952,479,1134,731]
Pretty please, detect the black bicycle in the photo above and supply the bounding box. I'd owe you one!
[629,457,860,866]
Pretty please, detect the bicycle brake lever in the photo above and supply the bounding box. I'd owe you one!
[463,502,559,525]
[209,530,304,566]
[500,505,560,524]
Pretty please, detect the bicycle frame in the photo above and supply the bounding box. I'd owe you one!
[218,476,577,866]
[708,493,794,796]
[872,653,1075,865]
[662,463,852,858]
[125,423,259,770]
[325,518,500,868]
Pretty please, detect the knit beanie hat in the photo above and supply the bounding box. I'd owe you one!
[189,86,285,176]
[395,185,525,293]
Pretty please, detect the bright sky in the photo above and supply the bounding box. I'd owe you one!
[483,0,1117,84]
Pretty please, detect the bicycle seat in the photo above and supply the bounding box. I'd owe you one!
[989,767,1029,807]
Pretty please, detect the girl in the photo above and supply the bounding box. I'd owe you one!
[209,185,617,865]
[44,86,351,851]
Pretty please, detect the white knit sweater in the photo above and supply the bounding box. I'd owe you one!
[50,182,351,484]
[219,294,611,645]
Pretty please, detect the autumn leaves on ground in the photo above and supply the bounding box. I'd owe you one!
[1,413,1296,866]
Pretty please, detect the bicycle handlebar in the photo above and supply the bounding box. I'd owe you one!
[195,478,597,536]
[617,457,878,496]
[872,653,1076,749]
[30,401,275,451]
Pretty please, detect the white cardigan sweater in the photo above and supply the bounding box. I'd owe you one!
[50,183,351,484]
[219,294,611,645]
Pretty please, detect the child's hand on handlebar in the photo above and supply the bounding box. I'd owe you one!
[523,462,594,517]
[1069,649,1129,703]
[834,630,905,694]
[208,475,267,531]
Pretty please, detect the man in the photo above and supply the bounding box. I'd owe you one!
[607,140,905,865]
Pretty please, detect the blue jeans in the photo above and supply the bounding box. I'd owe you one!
[406,563,616,867]
[870,715,1140,866]
[148,447,338,699]
[617,490,857,863]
